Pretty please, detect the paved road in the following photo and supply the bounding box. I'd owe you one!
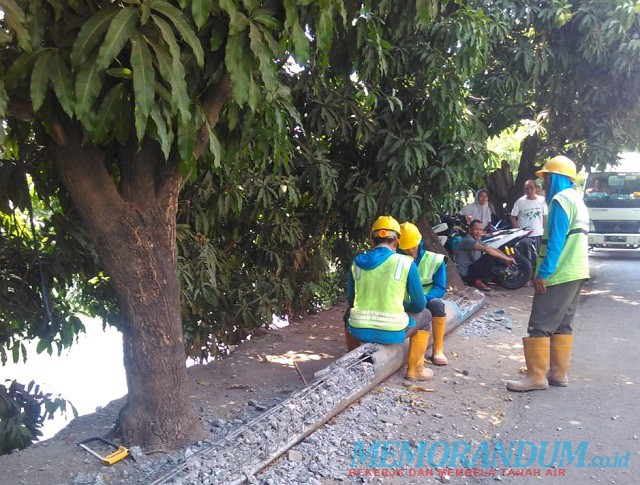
[493,248,640,484]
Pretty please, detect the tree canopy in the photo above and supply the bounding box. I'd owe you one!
[2,0,640,450]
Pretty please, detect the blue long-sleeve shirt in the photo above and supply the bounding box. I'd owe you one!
[537,174,573,279]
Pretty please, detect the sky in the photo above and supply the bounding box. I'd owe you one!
[2,317,126,440]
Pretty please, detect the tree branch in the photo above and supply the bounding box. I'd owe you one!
[7,99,35,122]
[48,128,128,234]
[194,72,232,161]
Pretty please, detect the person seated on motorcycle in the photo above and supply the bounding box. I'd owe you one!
[397,222,449,366]
[459,189,493,231]
[343,216,435,381]
[454,219,516,292]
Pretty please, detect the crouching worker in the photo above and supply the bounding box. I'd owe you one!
[344,216,434,381]
[398,222,449,366]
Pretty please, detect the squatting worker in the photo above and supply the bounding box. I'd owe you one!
[397,222,449,366]
[454,219,516,292]
[506,156,589,392]
[344,216,435,381]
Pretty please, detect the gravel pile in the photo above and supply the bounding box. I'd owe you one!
[458,310,512,338]
[258,386,422,484]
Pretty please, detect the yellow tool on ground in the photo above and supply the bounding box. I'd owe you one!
[77,437,130,465]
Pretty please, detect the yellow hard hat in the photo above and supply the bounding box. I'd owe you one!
[370,215,401,239]
[536,155,577,180]
[398,222,422,250]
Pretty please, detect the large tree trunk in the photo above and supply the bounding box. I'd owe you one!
[49,132,203,449]
[416,217,465,290]
[485,135,542,216]
[505,135,541,210]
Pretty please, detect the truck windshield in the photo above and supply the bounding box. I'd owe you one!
[584,173,640,208]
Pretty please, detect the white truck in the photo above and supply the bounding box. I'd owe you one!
[583,161,640,249]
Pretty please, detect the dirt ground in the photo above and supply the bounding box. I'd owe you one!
[0,285,536,485]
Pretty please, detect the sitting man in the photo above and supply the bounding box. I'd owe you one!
[454,219,516,291]
[586,178,609,197]
[398,222,449,366]
[344,216,434,381]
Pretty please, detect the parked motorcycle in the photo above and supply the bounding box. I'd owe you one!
[437,213,537,290]
[480,228,537,289]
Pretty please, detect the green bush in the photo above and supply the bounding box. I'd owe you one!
[0,380,77,455]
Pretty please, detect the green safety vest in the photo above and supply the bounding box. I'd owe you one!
[349,253,413,331]
[537,188,590,286]
[417,251,446,295]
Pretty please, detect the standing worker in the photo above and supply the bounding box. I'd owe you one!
[506,156,589,392]
[510,179,548,250]
[398,222,449,366]
[344,216,435,381]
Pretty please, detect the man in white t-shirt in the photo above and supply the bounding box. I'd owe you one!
[510,180,548,248]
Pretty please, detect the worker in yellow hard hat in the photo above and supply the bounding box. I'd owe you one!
[506,155,589,392]
[344,216,435,381]
[398,222,449,365]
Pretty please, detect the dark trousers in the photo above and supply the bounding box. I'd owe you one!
[427,298,446,318]
[463,253,497,284]
[527,279,586,337]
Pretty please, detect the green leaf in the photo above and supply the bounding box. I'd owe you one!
[70,7,119,67]
[225,32,252,106]
[92,84,124,143]
[219,0,238,17]
[113,91,131,144]
[149,0,205,67]
[248,23,277,92]
[210,20,226,51]
[151,14,182,71]
[96,7,139,71]
[191,0,213,29]
[150,104,172,159]
[75,55,103,120]
[247,73,259,111]
[0,82,7,118]
[36,337,50,355]
[105,67,133,79]
[30,50,54,112]
[207,125,222,167]
[3,51,35,91]
[0,0,31,50]
[147,37,191,120]
[130,32,156,123]
[178,116,197,173]
[134,106,148,144]
[49,51,75,117]
[251,9,281,30]
[229,12,250,36]
[291,20,309,64]
[316,8,333,54]
[415,0,432,23]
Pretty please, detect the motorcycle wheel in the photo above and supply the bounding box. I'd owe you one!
[491,253,532,289]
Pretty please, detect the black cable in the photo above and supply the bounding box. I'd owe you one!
[23,168,54,326]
